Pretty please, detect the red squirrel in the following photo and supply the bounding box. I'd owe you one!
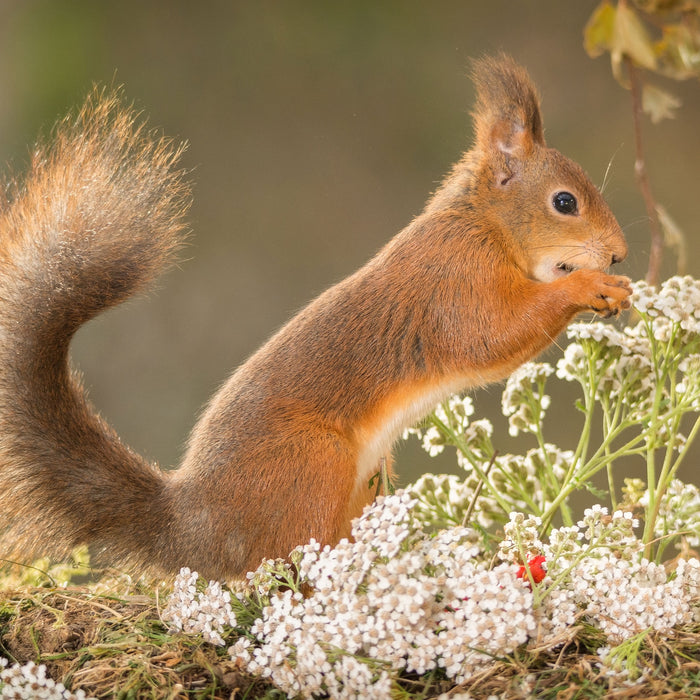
[0,56,631,580]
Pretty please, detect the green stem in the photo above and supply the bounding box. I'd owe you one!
[644,412,700,555]
[601,396,618,510]
[549,381,596,534]
[541,433,648,529]
[532,389,573,527]
[642,327,675,556]
[428,414,513,515]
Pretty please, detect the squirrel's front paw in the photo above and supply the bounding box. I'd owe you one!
[569,271,633,318]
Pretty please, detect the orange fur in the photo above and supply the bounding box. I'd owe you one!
[0,56,631,579]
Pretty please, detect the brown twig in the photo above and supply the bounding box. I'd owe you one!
[626,56,665,286]
[461,451,497,527]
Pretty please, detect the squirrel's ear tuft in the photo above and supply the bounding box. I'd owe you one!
[471,54,545,168]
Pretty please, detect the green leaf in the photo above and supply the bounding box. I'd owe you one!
[655,22,700,80]
[611,2,658,82]
[642,83,682,122]
[583,481,608,499]
[585,1,658,84]
[584,0,617,58]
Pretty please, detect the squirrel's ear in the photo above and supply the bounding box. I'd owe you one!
[471,55,545,183]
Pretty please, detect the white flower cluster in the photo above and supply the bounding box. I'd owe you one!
[0,659,92,700]
[227,492,536,697]
[556,320,654,413]
[677,354,700,411]
[509,444,571,503]
[499,512,543,562]
[493,504,696,645]
[501,362,553,436]
[632,276,700,334]
[165,489,700,695]
[576,505,638,547]
[405,395,476,457]
[567,554,700,643]
[162,567,237,646]
[641,479,700,547]
[409,473,476,529]
[411,443,573,530]
[532,506,700,645]
[557,276,700,418]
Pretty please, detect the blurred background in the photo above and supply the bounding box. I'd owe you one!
[0,1,698,485]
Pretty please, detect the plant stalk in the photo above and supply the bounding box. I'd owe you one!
[626,56,664,286]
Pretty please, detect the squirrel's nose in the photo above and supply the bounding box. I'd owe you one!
[610,240,628,266]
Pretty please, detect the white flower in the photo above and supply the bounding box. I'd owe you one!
[224,491,540,691]
[501,362,554,436]
[168,487,700,693]
[641,480,700,546]
[0,660,92,699]
[421,425,445,456]
[162,567,237,646]
[499,512,543,562]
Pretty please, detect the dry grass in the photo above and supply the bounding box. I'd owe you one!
[0,578,258,699]
[2,577,700,699]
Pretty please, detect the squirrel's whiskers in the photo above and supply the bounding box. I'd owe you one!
[0,56,630,579]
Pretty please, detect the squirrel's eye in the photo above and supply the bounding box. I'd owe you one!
[552,191,578,215]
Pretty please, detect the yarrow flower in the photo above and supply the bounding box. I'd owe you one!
[568,555,700,643]
[165,277,700,695]
[499,512,543,563]
[502,362,553,436]
[162,567,237,646]
[556,320,654,412]
[166,493,700,694]
[0,659,92,700]
[640,479,700,548]
[228,493,539,695]
[632,276,700,335]
[164,494,542,696]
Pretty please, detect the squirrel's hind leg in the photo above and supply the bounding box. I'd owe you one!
[172,428,363,579]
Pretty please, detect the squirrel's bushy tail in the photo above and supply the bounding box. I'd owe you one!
[0,90,191,571]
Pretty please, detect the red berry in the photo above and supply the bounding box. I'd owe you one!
[516,555,547,584]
